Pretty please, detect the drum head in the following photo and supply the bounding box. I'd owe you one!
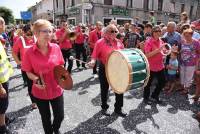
[106,51,132,94]
[54,65,73,90]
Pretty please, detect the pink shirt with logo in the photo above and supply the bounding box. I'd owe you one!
[13,36,35,61]
[92,37,124,65]
[22,43,64,100]
[56,28,72,49]
[144,37,165,72]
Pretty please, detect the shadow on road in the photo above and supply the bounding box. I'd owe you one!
[7,105,35,133]
[72,77,99,95]
[9,84,24,93]
[122,102,159,134]
[65,111,120,134]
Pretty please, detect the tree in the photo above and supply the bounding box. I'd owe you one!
[0,6,15,24]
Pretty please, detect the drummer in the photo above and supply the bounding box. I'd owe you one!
[22,19,65,134]
[143,26,166,105]
[88,24,127,117]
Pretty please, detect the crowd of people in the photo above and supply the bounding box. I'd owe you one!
[0,11,200,134]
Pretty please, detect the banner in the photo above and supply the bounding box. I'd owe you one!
[20,11,32,20]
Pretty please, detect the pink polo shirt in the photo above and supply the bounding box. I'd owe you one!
[13,36,35,61]
[22,42,65,100]
[75,27,85,44]
[92,37,124,65]
[144,37,165,72]
[56,28,72,49]
[88,29,102,49]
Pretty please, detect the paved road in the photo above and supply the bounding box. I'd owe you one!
[6,55,200,134]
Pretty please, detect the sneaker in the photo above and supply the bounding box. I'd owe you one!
[93,74,98,79]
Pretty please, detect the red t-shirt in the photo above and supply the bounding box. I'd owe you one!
[13,36,35,61]
[144,37,165,71]
[56,28,72,49]
[75,26,84,44]
[88,29,102,49]
[92,37,124,65]
[22,43,65,100]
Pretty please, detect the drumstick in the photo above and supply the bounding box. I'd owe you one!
[69,56,88,64]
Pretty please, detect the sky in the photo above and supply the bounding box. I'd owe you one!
[0,0,41,19]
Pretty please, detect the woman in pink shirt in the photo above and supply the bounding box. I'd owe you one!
[12,24,36,109]
[22,19,65,134]
[88,24,127,117]
[143,26,166,104]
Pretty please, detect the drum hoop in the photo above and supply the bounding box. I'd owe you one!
[105,50,133,94]
[133,48,150,88]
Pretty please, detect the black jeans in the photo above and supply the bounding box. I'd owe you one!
[21,70,35,103]
[75,44,87,68]
[98,62,123,112]
[34,95,64,134]
[143,69,166,100]
[21,70,28,85]
[90,48,97,74]
[61,49,73,73]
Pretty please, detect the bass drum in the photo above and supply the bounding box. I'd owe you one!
[106,49,150,94]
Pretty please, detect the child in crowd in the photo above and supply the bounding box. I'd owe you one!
[164,51,179,94]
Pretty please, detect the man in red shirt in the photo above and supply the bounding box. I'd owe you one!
[74,24,87,69]
[56,20,73,73]
[88,21,103,78]
[88,24,127,117]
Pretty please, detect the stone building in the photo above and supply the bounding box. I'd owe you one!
[32,0,200,26]
[30,0,54,23]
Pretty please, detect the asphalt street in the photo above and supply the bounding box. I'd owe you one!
[5,54,200,134]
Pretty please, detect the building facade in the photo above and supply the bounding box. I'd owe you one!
[39,0,200,26]
[30,0,54,23]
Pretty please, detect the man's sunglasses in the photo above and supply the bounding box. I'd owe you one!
[110,30,118,33]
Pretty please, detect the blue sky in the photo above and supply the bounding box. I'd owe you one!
[0,0,41,19]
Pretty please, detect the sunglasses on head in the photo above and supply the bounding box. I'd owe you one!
[110,30,118,33]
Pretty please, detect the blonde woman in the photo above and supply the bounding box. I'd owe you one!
[22,19,65,134]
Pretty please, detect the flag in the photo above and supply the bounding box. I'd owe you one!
[20,11,32,20]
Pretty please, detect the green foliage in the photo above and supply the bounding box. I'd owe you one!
[0,6,15,24]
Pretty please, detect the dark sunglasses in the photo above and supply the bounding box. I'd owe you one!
[110,30,118,33]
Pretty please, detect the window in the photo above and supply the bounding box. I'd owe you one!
[104,0,112,5]
[71,0,75,6]
[143,0,149,10]
[158,0,163,11]
[190,6,193,16]
[56,0,58,8]
[127,0,133,8]
[171,2,175,13]
[181,4,185,13]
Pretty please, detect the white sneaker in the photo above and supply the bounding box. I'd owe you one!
[93,74,98,78]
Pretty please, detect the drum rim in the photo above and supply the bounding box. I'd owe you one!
[105,50,133,94]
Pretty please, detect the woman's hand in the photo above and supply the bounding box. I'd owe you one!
[0,87,7,98]
[87,59,96,68]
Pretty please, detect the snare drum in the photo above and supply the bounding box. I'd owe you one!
[106,49,150,94]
